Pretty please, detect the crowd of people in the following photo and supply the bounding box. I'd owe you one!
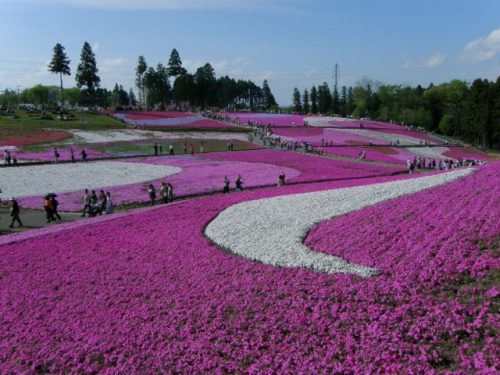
[81,189,114,217]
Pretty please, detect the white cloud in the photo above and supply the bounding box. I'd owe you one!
[424,52,446,67]
[100,57,128,69]
[402,52,446,69]
[461,28,500,62]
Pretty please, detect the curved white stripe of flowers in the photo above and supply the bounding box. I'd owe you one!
[205,169,474,276]
[0,161,181,200]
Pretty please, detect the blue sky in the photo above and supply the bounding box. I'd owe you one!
[0,0,499,105]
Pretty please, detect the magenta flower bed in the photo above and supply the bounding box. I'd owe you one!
[18,154,301,211]
[125,111,196,119]
[221,112,307,127]
[18,150,404,211]
[304,162,499,372]
[201,149,405,182]
[113,112,234,129]
[0,164,497,373]
[443,146,489,160]
[273,127,387,146]
[324,146,417,164]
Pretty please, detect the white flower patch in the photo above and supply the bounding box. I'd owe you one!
[65,129,250,144]
[0,161,181,200]
[407,146,450,160]
[205,169,474,276]
[304,116,355,127]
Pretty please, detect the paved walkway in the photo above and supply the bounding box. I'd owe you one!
[0,206,82,235]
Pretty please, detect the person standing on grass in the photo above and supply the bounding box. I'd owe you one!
[154,143,159,156]
[169,144,175,156]
[82,189,91,217]
[223,176,230,193]
[147,184,156,205]
[8,198,23,228]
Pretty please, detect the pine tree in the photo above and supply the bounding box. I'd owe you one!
[135,56,148,107]
[310,86,318,114]
[302,89,310,114]
[332,84,340,114]
[48,43,71,109]
[262,80,277,109]
[75,41,100,105]
[292,87,302,113]
[167,48,187,77]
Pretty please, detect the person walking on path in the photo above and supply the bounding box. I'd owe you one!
[223,176,230,193]
[154,143,159,156]
[44,196,55,223]
[54,147,60,163]
[169,144,175,156]
[160,182,168,204]
[70,148,75,162]
[50,196,62,221]
[8,198,23,228]
[97,190,107,215]
[147,184,156,205]
[82,189,91,217]
[277,171,286,187]
[183,142,187,154]
[167,183,174,203]
[81,149,88,162]
[235,175,243,192]
[105,192,114,214]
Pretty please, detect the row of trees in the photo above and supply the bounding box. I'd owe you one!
[0,84,137,109]
[292,83,355,117]
[42,43,278,111]
[135,49,277,111]
[292,78,499,149]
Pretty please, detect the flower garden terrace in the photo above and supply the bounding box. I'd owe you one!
[0,162,498,373]
[0,149,407,211]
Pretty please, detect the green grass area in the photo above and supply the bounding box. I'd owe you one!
[0,110,127,135]
[88,139,259,156]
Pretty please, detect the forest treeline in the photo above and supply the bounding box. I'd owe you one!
[292,78,499,149]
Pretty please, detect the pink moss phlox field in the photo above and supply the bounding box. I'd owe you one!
[17,154,299,211]
[304,162,499,372]
[1,164,498,373]
[112,111,233,129]
[18,150,404,211]
[201,149,404,182]
[221,112,307,127]
[273,127,387,146]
